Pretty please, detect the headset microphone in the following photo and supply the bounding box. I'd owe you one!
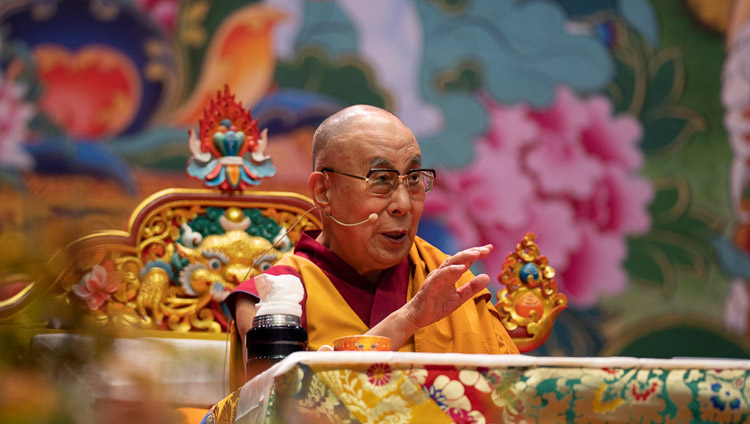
[326,213,379,226]
[242,209,377,283]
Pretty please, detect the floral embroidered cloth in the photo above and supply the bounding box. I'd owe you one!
[203,352,750,423]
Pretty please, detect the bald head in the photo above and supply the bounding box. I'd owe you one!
[307,104,425,279]
[311,105,409,171]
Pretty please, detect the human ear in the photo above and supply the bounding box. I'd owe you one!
[309,171,331,213]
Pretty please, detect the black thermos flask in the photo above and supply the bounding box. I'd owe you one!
[245,313,308,381]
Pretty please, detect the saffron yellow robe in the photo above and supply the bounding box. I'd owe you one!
[277,236,519,354]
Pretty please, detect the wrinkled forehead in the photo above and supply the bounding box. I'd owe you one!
[334,114,422,169]
[367,153,423,169]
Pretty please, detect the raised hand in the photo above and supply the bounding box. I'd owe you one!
[405,244,493,329]
[366,244,493,349]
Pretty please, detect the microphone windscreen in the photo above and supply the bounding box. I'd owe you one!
[368,213,378,222]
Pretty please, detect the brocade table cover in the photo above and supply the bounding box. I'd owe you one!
[204,352,750,423]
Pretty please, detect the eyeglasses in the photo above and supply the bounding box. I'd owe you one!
[321,167,436,196]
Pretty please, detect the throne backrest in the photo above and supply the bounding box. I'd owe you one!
[0,189,321,334]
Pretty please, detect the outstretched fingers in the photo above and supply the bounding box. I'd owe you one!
[428,264,468,288]
[410,245,496,329]
[456,274,491,303]
[441,245,493,269]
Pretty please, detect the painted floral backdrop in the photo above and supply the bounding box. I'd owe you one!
[0,0,748,359]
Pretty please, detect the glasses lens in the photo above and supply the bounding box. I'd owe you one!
[405,170,436,195]
[367,170,399,194]
[421,171,435,193]
[404,170,425,195]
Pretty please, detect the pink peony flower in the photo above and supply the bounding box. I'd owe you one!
[72,262,122,310]
[425,86,653,306]
[576,167,653,235]
[526,126,604,199]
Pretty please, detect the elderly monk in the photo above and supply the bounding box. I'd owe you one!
[227,104,518,356]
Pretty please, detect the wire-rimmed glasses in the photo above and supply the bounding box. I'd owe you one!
[321,168,436,196]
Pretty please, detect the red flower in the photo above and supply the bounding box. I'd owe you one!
[366,363,391,387]
[631,381,658,401]
[72,262,122,310]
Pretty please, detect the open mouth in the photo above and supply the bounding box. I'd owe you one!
[382,231,407,243]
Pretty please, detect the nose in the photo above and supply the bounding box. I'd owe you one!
[399,175,415,192]
[387,179,412,216]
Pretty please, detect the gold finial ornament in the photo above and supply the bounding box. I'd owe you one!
[496,233,567,352]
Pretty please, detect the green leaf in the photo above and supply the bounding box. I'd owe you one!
[640,115,691,153]
[624,241,666,287]
[653,242,693,266]
[658,214,713,241]
[604,18,705,156]
[652,240,703,271]
[608,57,638,114]
[645,53,681,107]
[648,184,680,215]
